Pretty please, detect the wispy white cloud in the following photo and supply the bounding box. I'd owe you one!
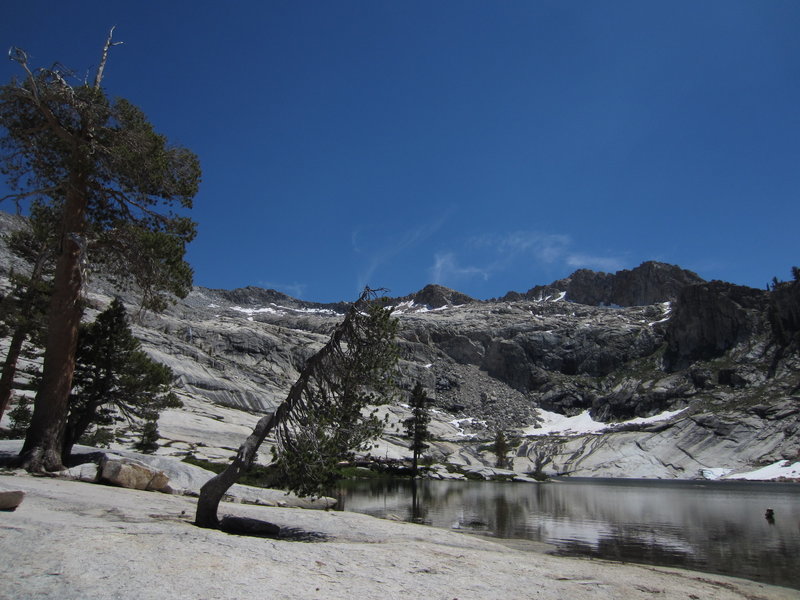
[258,280,308,299]
[564,254,624,272]
[355,211,452,292]
[474,231,624,272]
[435,230,626,290]
[429,252,489,285]
[472,231,572,264]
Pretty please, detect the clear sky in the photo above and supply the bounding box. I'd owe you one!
[2,1,799,302]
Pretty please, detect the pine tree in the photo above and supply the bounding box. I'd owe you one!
[403,381,432,476]
[0,31,200,471]
[196,289,398,528]
[492,430,511,469]
[63,298,180,461]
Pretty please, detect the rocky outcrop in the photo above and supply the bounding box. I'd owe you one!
[515,399,800,479]
[398,284,476,309]
[99,455,171,492]
[1,210,798,480]
[508,261,704,307]
[770,280,800,348]
[664,281,769,369]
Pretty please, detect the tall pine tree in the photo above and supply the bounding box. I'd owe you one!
[403,381,432,476]
[0,30,200,470]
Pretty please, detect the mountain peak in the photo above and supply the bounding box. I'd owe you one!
[504,261,705,307]
[408,284,476,309]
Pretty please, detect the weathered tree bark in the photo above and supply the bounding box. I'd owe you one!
[61,398,102,464]
[93,27,122,91]
[0,253,51,422]
[18,170,88,471]
[195,411,278,528]
[196,340,336,527]
[0,328,27,422]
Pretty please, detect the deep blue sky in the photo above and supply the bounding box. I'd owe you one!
[2,2,799,302]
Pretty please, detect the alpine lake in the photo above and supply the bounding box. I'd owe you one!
[334,477,800,590]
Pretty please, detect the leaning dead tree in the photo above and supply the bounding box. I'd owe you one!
[195,288,398,528]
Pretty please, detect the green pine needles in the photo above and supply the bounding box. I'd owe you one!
[63,297,180,460]
[403,381,433,475]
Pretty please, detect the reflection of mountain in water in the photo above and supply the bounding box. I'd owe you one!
[335,478,800,590]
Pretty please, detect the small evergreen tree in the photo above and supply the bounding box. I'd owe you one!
[134,418,161,454]
[7,396,32,436]
[63,298,180,460]
[492,430,511,469]
[403,381,432,476]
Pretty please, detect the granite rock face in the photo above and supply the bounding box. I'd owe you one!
[1,211,798,479]
[506,261,704,307]
[664,281,769,369]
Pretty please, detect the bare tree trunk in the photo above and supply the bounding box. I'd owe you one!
[93,27,122,90]
[18,172,87,472]
[61,400,101,464]
[195,325,343,527]
[194,288,393,528]
[195,411,277,528]
[196,302,354,527]
[0,327,27,423]
[0,252,50,423]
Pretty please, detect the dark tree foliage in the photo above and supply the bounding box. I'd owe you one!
[134,418,161,454]
[492,430,511,469]
[0,31,200,471]
[63,297,180,461]
[0,201,57,421]
[403,381,432,475]
[196,288,398,528]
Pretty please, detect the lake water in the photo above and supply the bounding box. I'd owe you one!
[334,477,800,590]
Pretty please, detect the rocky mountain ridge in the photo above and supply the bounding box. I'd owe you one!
[1,211,798,480]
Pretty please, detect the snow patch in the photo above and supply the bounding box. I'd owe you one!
[230,305,286,316]
[391,300,454,315]
[229,303,340,318]
[448,417,485,438]
[272,303,339,316]
[523,408,688,437]
[726,460,800,481]
[700,468,732,480]
[623,408,687,426]
[648,302,673,327]
[532,291,566,303]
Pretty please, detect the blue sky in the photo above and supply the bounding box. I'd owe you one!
[2,2,799,302]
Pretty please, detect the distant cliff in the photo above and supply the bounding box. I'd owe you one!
[503,261,704,306]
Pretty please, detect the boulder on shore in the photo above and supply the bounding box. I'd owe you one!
[0,489,25,511]
[99,455,171,492]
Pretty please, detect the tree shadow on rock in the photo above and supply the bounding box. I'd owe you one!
[217,515,328,542]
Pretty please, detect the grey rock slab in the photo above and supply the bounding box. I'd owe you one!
[0,489,24,510]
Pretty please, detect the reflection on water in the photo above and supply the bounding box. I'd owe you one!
[334,477,800,590]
